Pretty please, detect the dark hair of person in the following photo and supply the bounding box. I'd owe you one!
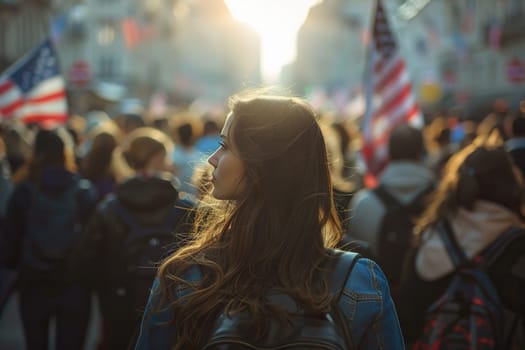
[202,119,220,135]
[82,132,117,182]
[415,141,524,235]
[388,124,424,161]
[177,123,194,148]
[13,128,76,185]
[155,93,342,349]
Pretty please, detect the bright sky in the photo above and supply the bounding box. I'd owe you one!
[225,0,321,83]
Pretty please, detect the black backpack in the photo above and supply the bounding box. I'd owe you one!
[111,200,191,309]
[373,184,433,288]
[202,250,360,350]
[413,222,525,350]
[22,179,93,278]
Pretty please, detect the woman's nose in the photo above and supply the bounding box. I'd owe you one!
[208,151,218,168]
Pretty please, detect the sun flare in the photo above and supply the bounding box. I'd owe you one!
[225,0,321,82]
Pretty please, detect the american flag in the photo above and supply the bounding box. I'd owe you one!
[0,38,68,127]
[362,0,422,184]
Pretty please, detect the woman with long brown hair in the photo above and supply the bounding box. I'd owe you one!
[135,93,403,349]
[397,141,525,348]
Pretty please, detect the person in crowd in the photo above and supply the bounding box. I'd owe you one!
[194,118,222,156]
[0,128,98,350]
[81,131,119,203]
[506,115,525,178]
[476,112,506,146]
[347,124,436,286]
[428,127,455,177]
[77,110,113,159]
[171,121,203,199]
[72,127,194,350]
[135,93,404,349]
[319,119,355,231]
[3,124,30,174]
[397,141,525,346]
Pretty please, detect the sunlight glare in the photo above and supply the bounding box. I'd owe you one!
[225,0,321,82]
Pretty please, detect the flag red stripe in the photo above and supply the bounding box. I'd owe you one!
[375,59,404,91]
[372,84,412,122]
[1,98,24,115]
[405,105,420,123]
[27,91,66,104]
[0,81,13,94]
[22,114,68,124]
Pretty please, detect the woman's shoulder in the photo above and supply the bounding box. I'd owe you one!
[344,255,389,297]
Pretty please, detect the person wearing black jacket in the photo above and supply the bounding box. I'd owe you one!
[71,127,194,350]
[396,142,525,347]
[1,128,98,350]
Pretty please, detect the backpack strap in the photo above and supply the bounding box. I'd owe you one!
[439,221,525,268]
[326,250,361,350]
[437,220,470,268]
[373,185,401,209]
[114,200,189,246]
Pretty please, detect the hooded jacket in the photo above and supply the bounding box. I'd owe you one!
[396,201,525,343]
[347,161,436,255]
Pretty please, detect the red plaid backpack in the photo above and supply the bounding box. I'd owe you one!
[413,221,524,350]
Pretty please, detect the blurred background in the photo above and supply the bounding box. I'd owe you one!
[1,1,525,349]
[0,0,523,120]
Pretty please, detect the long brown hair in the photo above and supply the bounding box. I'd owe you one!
[415,139,524,236]
[156,93,342,349]
[82,132,118,182]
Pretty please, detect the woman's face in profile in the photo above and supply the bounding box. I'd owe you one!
[207,113,246,200]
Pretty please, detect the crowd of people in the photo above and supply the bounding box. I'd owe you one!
[0,90,524,349]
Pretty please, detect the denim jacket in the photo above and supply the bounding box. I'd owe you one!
[136,257,404,349]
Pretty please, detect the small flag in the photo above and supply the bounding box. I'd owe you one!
[362,0,423,186]
[0,38,68,127]
[121,17,156,50]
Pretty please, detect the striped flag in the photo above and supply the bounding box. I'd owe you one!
[362,0,422,186]
[0,38,68,127]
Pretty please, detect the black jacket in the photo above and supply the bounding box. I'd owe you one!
[71,173,194,320]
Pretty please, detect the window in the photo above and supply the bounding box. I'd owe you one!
[98,56,116,79]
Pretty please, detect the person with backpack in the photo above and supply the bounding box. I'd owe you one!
[396,142,525,349]
[347,124,436,292]
[135,93,404,349]
[0,128,98,350]
[72,126,194,350]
